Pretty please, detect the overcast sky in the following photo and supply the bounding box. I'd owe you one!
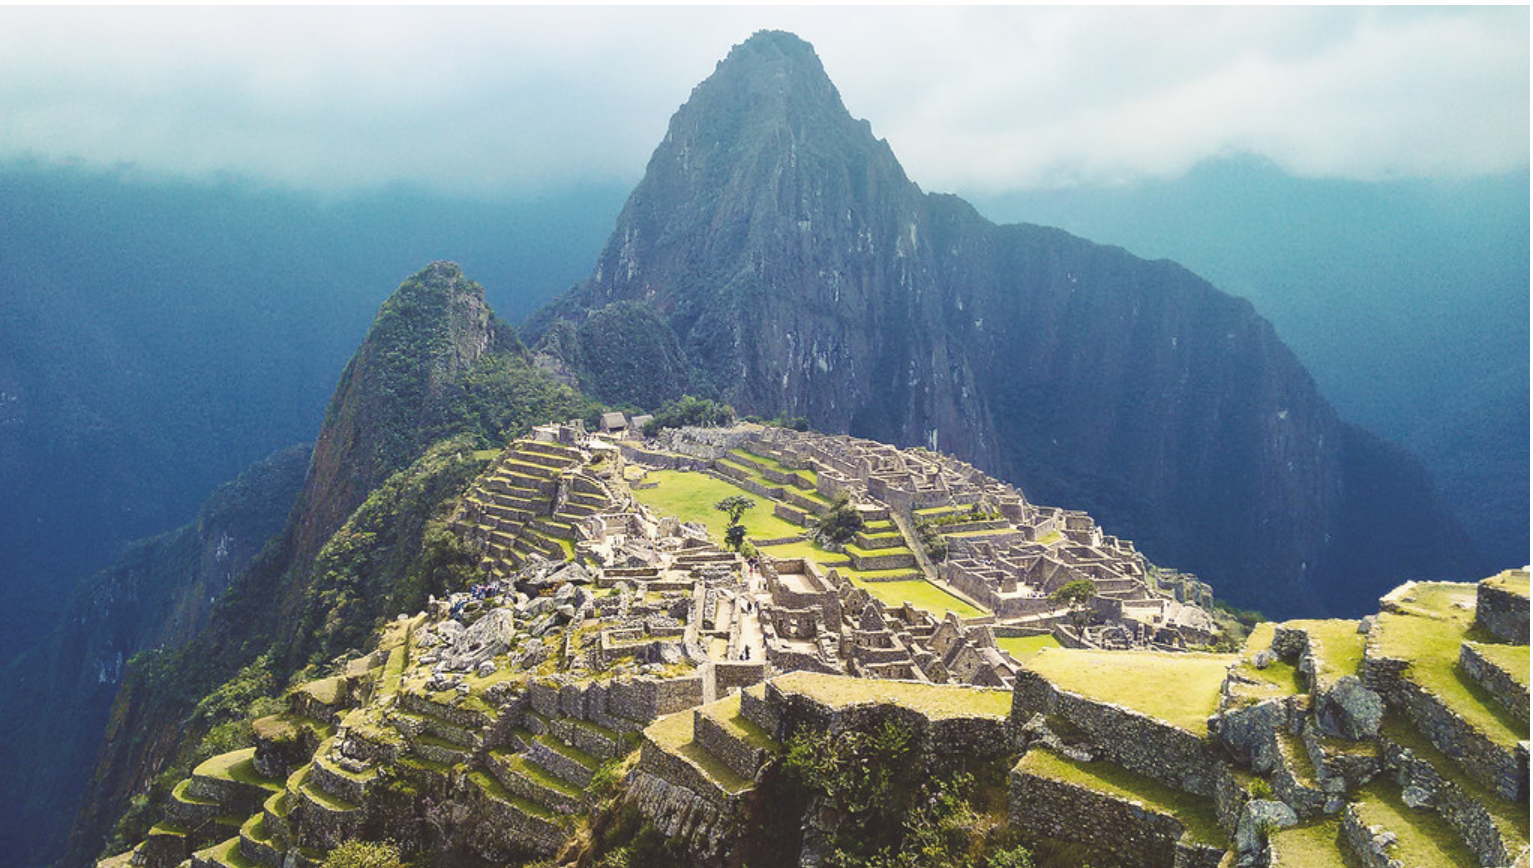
[0,6,1526,199]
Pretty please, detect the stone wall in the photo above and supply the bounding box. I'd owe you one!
[1459,643,1529,726]
[1475,581,1529,645]
[1008,764,1216,868]
[1338,803,1398,868]
[1378,733,1520,868]
[1011,670,1220,796]
[1362,656,1526,800]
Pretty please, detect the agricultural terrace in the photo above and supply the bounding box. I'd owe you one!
[1225,622,1302,706]
[1285,619,1366,687]
[1351,781,1481,868]
[1373,582,1527,751]
[1025,648,1234,733]
[773,671,1012,719]
[1016,747,1224,846]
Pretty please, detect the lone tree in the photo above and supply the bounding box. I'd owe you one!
[1050,579,1098,631]
[812,492,865,547]
[715,495,755,551]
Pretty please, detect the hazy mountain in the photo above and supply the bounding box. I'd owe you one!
[528,30,1481,616]
[0,168,624,662]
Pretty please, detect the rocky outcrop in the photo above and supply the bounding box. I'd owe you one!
[526,30,1477,618]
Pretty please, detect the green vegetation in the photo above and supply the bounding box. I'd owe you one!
[781,723,1028,867]
[1353,781,1481,868]
[1378,716,1528,850]
[1481,569,1530,596]
[645,711,753,794]
[1048,580,1097,631]
[716,494,756,552]
[995,634,1061,663]
[1267,819,1346,867]
[1372,583,1526,750]
[1226,622,1303,704]
[810,492,866,546]
[773,671,1012,719]
[847,577,986,620]
[1464,640,1530,691]
[633,470,802,541]
[642,394,735,435]
[1017,748,1224,847]
[1025,648,1233,733]
[320,839,403,868]
[192,748,281,791]
[1285,619,1366,687]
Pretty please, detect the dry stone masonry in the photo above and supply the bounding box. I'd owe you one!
[95,418,1529,868]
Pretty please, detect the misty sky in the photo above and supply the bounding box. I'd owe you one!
[1,6,1526,199]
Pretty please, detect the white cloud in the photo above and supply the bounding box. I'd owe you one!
[0,6,1524,197]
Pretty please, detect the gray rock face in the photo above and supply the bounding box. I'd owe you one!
[1235,799,1297,855]
[437,608,516,672]
[1317,676,1384,740]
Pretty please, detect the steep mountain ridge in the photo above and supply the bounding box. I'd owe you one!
[528,30,1478,616]
[58,263,596,868]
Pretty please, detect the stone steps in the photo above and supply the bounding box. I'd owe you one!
[167,778,224,829]
[259,792,291,844]
[527,734,599,789]
[294,778,363,850]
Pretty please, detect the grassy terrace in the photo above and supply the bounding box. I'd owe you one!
[848,578,985,619]
[199,836,260,868]
[632,470,803,541]
[1285,619,1366,687]
[1482,569,1530,597]
[1226,622,1303,706]
[1025,648,1234,734]
[194,748,283,790]
[645,711,754,794]
[996,634,1061,663]
[1464,641,1531,691]
[773,671,1012,719]
[1268,820,1347,868]
[1378,716,1528,850]
[1373,582,1527,751]
[697,693,778,751]
[468,770,558,819]
[1016,748,1224,847]
[1352,781,1480,868]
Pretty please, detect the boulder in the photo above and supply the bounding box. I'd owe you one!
[1316,676,1384,740]
[438,608,516,672]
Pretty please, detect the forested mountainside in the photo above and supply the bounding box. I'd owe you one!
[32,264,598,868]
[527,30,1479,618]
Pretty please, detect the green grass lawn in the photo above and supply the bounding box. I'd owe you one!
[996,634,1061,663]
[1285,619,1366,686]
[773,671,1013,719]
[1016,748,1225,847]
[1268,820,1347,868]
[844,577,986,619]
[633,470,803,542]
[1025,648,1234,733]
[757,538,849,566]
[1353,780,1480,868]
[1227,622,1303,703]
[1373,583,1527,750]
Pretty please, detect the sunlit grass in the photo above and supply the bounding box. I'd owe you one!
[632,470,802,541]
[1016,748,1225,846]
[773,671,1012,718]
[996,634,1061,663]
[1025,648,1234,733]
